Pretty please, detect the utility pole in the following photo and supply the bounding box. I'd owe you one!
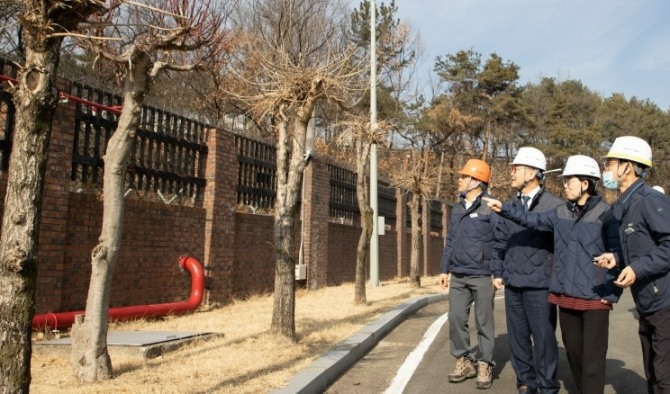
[369,0,380,287]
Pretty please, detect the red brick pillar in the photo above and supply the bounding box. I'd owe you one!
[422,198,430,277]
[203,129,237,303]
[35,78,75,313]
[303,157,329,290]
[442,202,449,238]
[395,188,407,278]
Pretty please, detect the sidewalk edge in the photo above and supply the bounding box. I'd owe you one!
[271,292,448,394]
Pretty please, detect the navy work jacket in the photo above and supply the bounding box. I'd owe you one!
[441,192,498,276]
[611,178,670,315]
[491,187,563,288]
[498,195,622,303]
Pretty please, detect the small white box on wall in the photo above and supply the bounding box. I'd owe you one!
[295,264,307,280]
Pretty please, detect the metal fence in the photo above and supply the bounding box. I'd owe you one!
[235,134,277,209]
[378,181,397,226]
[329,164,358,222]
[70,83,209,201]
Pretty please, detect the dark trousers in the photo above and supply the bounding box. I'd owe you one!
[505,286,559,393]
[558,307,610,394]
[639,306,670,394]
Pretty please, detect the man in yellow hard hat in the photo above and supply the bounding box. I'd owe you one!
[439,158,498,390]
[594,135,670,393]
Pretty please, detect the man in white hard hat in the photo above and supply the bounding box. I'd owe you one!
[485,155,622,394]
[491,147,563,394]
[594,135,670,393]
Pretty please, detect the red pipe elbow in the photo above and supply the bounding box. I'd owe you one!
[32,255,205,331]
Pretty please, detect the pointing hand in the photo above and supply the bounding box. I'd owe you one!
[481,196,502,213]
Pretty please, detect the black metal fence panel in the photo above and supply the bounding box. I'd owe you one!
[329,164,359,221]
[70,83,208,201]
[235,134,277,209]
[378,181,397,226]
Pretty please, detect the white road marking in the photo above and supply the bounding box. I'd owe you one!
[384,294,505,394]
[383,311,449,394]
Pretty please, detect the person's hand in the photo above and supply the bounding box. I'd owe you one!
[593,253,617,269]
[481,197,502,213]
[600,299,613,306]
[439,273,450,289]
[614,266,637,288]
[492,278,504,290]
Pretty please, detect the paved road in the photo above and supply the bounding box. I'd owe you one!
[326,290,648,394]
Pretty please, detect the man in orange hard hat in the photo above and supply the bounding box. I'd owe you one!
[440,158,498,390]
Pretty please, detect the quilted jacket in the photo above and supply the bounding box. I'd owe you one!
[491,187,563,288]
[499,195,623,303]
[611,179,670,315]
[441,192,499,276]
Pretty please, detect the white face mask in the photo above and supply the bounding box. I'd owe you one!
[602,171,619,190]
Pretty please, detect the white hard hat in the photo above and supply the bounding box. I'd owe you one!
[561,155,601,179]
[511,147,546,171]
[652,185,665,194]
[604,136,652,168]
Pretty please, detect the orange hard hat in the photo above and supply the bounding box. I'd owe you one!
[458,159,491,183]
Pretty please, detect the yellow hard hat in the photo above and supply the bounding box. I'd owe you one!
[604,136,652,168]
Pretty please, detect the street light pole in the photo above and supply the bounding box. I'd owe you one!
[369,0,380,287]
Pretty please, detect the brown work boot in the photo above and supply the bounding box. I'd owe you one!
[475,361,493,389]
[448,356,476,383]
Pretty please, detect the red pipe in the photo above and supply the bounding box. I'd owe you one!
[32,255,204,331]
[1,73,123,113]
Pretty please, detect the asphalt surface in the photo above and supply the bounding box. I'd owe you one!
[273,289,648,394]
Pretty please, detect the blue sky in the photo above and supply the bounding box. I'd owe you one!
[389,0,670,110]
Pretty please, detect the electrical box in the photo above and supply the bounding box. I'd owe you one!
[295,264,307,280]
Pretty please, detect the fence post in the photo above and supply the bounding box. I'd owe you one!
[203,128,237,303]
[302,157,329,290]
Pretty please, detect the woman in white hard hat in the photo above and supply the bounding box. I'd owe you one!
[485,155,622,394]
[491,147,563,394]
[594,135,670,393]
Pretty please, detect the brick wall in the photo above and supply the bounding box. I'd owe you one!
[0,75,447,316]
[232,213,276,297]
[47,193,205,312]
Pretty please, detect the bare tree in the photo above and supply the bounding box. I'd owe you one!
[67,0,228,382]
[390,149,439,287]
[0,1,106,392]
[228,0,363,340]
[336,116,387,303]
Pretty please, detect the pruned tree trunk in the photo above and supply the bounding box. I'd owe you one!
[70,55,150,381]
[271,90,318,340]
[0,45,61,394]
[354,137,372,304]
[408,192,421,288]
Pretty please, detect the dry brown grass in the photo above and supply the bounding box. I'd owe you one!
[31,276,443,394]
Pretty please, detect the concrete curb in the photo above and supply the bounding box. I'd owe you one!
[271,293,448,394]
